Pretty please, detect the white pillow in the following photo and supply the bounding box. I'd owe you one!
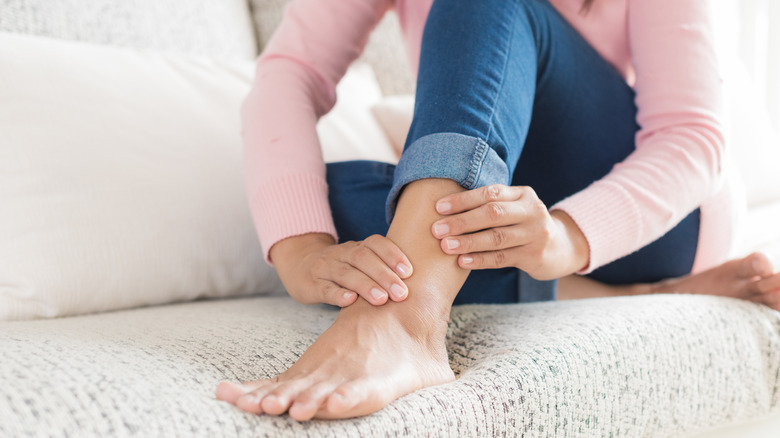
[0,32,388,320]
[370,94,415,159]
[318,63,398,164]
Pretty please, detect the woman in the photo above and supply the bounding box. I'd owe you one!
[216,0,780,421]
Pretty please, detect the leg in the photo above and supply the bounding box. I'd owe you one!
[558,253,780,311]
[218,176,466,420]
[218,0,658,420]
[327,160,535,304]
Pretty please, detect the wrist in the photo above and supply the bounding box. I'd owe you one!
[550,210,590,274]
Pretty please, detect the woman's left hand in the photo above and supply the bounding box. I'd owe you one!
[431,184,590,280]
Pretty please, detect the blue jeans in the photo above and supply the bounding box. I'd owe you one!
[327,0,700,305]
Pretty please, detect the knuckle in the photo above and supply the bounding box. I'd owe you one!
[490,228,506,247]
[493,250,507,266]
[364,234,381,245]
[350,246,371,264]
[336,263,352,277]
[311,257,328,275]
[486,202,505,222]
[484,184,502,201]
[534,199,547,214]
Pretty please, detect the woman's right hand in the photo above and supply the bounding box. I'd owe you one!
[270,233,413,307]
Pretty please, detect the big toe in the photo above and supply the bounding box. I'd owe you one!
[216,381,252,404]
[740,253,774,278]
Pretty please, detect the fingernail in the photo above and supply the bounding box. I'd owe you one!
[343,291,355,301]
[390,283,406,300]
[446,238,460,250]
[370,288,386,301]
[433,223,450,237]
[396,263,411,277]
[436,201,452,214]
[461,255,473,265]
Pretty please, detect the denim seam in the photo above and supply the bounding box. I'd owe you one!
[464,138,490,189]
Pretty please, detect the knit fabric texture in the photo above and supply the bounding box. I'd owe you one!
[0,0,258,60]
[2,294,778,437]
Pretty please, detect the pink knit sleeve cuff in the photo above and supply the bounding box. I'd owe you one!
[248,173,338,264]
[550,180,643,275]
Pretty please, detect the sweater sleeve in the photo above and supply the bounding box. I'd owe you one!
[243,0,392,263]
[551,0,725,273]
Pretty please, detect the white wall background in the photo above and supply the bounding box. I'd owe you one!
[713,0,780,133]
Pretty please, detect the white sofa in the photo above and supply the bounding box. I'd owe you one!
[2,1,779,437]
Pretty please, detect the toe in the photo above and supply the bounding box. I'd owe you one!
[763,290,780,311]
[261,379,313,416]
[217,378,273,404]
[236,382,278,414]
[320,381,375,419]
[740,253,774,278]
[288,382,339,421]
[756,274,780,294]
[216,381,250,404]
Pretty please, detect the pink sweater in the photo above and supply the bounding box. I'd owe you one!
[243,0,736,274]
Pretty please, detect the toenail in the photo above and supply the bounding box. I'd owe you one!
[370,288,386,301]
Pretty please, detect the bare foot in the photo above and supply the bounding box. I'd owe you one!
[644,252,780,311]
[559,252,780,311]
[216,297,454,420]
[217,179,469,420]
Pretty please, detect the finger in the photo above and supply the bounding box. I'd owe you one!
[342,244,408,303]
[316,281,359,307]
[435,184,525,215]
[441,224,531,255]
[328,261,389,306]
[433,200,529,238]
[458,248,520,270]
[362,234,414,279]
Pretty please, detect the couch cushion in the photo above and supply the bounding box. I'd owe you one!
[1,294,778,437]
[0,0,257,60]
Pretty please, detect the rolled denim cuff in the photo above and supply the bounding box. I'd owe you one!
[386,133,510,222]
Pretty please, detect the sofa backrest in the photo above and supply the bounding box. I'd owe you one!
[0,0,258,61]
